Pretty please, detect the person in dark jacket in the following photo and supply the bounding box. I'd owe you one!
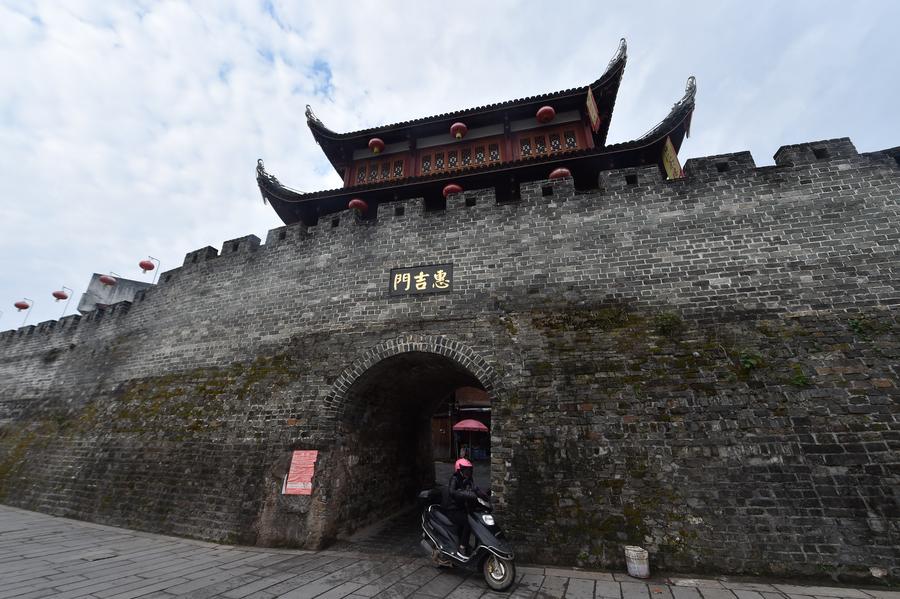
[447,458,479,556]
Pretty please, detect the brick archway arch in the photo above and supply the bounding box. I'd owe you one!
[312,334,506,544]
[324,334,503,419]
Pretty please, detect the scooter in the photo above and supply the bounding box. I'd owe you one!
[417,489,516,591]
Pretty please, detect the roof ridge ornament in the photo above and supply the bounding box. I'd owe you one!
[677,76,697,107]
[607,38,627,71]
[305,104,323,125]
[679,76,697,138]
[256,159,282,204]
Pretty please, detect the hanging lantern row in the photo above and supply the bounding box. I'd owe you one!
[536,105,556,124]
[450,122,468,139]
[7,258,158,325]
[368,137,385,154]
[366,105,556,155]
[348,198,368,215]
[370,122,472,155]
[346,175,569,208]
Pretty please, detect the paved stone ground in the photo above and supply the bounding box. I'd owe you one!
[1,505,897,599]
[329,507,422,557]
[326,461,492,555]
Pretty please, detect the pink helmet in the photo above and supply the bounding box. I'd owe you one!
[455,458,473,472]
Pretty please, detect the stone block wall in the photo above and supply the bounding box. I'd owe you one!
[500,306,898,578]
[0,138,897,580]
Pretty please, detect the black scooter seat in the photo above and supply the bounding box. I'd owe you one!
[427,505,455,529]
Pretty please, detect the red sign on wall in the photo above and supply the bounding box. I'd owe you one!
[282,450,318,495]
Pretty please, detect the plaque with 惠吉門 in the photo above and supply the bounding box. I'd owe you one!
[389,264,453,295]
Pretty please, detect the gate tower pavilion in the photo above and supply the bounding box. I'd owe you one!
[257,39,696,225]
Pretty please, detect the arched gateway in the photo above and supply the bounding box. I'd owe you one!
[258,335,505,548]
[325,336,502,542]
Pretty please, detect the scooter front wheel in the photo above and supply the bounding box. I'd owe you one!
[482,554,516,591]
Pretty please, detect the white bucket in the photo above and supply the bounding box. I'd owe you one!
[624,545,649,578]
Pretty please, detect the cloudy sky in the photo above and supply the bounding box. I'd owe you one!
[1,1,898,328]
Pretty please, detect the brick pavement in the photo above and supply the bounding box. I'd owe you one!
[0,505,896,599]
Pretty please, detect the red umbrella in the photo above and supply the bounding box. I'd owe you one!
[453,419,489,460]
[453,419,488,432]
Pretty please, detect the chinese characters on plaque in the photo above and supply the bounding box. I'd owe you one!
[390,264,453,295]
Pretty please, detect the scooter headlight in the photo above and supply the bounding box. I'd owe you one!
[481,514,495,526]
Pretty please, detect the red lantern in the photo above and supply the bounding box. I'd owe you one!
[52,290,69,301]
[442,183,463,198]
[99,275,117,286]
[14,301,30,311]
[536,105,556,124]
[348,198,368,214]
[368,138,385,154]
[549,167,571,180]
[450,122,468,139]
[139,260,155,273]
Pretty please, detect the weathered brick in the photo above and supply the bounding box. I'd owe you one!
[0,138,898,582]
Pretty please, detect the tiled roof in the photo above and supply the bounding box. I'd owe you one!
[306,39,628,141]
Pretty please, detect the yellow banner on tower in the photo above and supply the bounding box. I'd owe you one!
[662,136,684,180]
[586,87,601,133]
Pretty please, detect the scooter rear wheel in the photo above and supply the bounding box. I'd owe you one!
[482,554,516,591]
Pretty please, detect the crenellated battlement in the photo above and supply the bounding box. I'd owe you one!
[2,137,897,349]
[774,137,860,166]
[85,300,132,320]
[0,300,133,346]
[597,164,662,191]
[220,234,261,256]
[182,245,219,267]
[683,150,757,177]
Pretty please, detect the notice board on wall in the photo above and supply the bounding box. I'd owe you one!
[282,450,318,495]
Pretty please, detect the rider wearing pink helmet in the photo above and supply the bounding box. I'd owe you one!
[447,457,479,556]
[454,458,473,473]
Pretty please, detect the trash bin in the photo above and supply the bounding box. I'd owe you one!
[624,545,649,578]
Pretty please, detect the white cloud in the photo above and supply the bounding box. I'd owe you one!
[1,1,898,328]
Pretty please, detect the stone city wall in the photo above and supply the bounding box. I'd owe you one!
[0,138,897,580]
